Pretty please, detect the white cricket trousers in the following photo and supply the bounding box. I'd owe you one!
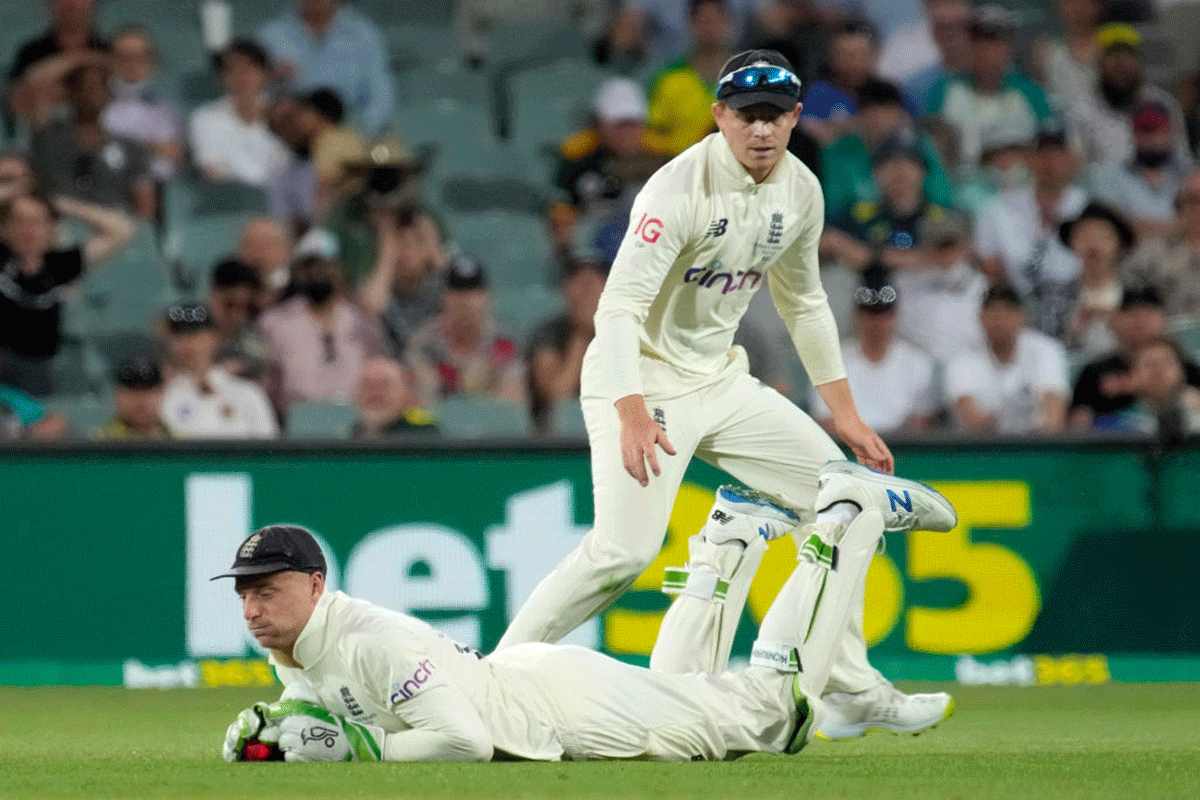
[491,643,795,761]
[498,351,886,694]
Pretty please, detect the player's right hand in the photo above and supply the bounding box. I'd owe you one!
[222,701,271,762]
[615,395,676,487]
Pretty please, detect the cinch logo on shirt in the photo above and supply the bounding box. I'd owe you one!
[389,659,436,704]
[683,261,763,295]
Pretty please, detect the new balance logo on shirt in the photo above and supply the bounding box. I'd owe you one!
[706,218,728,237]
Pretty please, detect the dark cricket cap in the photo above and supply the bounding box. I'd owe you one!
[970,4,1017,38]
[445,252,488,291]
[716,49,802,111]
[164,302,214,333]
[211,525,327,580]
[114,354,163,389]
[853,263,898,313]
[871,129,923,167]
[1119,284,1165,311]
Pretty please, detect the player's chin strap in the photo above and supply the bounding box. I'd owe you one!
[650,532,769,674]
[749,509,884,698]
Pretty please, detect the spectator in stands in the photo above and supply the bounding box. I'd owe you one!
[820,130,952,272]
[900,0,970,110]
[361,203,449,357]
[265,94,318,229]
[258,252,385,415]
[799,20,883,147]
[0,191,134,396]
[160,303,279,438]
[893,211,987,364]
[607,0,766,65]
[95,355,172,439]
[877,0,969,88]
[1032,0,1105,114]
[189,39,290,188]
[526,252,607,434]
[550,77,670,258]
[957,115,1037,217]
[1065,23,1192,168]
[645,0,732,156]
[407,253,524,405]
[1068,285,1200,429]
[457,0,609,68]
[1090,101,1191,240]
[258,0,395,136]
[291,88,367,219]
[1059,202,1136,357]
[808,265,937,433]
[820,78,955,229]
[208,259,269,382]
[102,25,183,180]
[351,356,438,439]
[1124,169,1200,317]
[974,127,1087,340]
[1120,336,1200,438]
[30,62,156,220]
[0,153,36,205]
[0,382,67,439]
[7,0,107,128]
[925,4,1052,176]
[945,285,1070,435]
[236,217,294,302]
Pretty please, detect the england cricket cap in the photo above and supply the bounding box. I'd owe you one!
[716,49,802,111]
[853,263,898,313]
[113,354,163,390]
[211,524,327,580]
[164,303,213,333]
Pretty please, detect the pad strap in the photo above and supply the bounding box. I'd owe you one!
[749,640,800,673]
[662,567,729,601]
[798,532,838,570]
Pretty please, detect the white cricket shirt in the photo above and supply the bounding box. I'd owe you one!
[943,329,1069,434]
[807,338,936,433]
[160,367,279,438]
[584,132,844,402]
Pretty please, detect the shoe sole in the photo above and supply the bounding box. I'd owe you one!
[717,485,801,523]
[815,697,956,741]
[820,461,957,531]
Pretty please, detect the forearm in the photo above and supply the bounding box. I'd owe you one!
[1039,392,1067,433]
[56,196,137,264]
[381,728,492,762]
[813,378,861,422]
[785,303,846,387]
[591,310,644,402]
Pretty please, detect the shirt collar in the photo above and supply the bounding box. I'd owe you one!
[288,589,338,668]
[709,132,790,191]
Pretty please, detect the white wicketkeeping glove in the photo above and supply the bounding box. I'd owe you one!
[267,699,386,762]
[222,702,281,762]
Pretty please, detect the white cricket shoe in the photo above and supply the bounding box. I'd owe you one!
[705,484,802,546]
[817,684,955,740]
[817,460,957,532]
[785,674,825,754]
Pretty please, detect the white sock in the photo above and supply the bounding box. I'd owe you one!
[817,501,859,528]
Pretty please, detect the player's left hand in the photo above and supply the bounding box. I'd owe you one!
[266,699,385,762]
[833,415,894,474]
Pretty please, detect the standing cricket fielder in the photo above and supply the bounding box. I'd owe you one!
[221,481,952,762]
[495,50,957,739]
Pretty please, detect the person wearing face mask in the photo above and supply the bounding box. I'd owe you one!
[1124,169,1200,317]
[1064,23,1193,168]
[100,26,182,180]
[957,115,1035,216]
[1089,101,1192,241]
[1058,202,1136,357]
[257,247,385,416]
[974,125,1088,339]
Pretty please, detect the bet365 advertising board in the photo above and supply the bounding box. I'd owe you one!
[1,440,1197,687]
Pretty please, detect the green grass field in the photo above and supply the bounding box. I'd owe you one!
[2,683,1198,800]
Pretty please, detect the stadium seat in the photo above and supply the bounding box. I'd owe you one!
[381,24,459,71]
[484,21,587,71]
[438,171,547,215]
[434,395,531,439]
[491,284,563,341]
[357,0,455,26]
[42,393,115,438]
[506,58,608,170]
[48,338,111,397]
[549,397,588,438]
[286,400,359,439]
[395,99,504,183]
[166,211,258,295]
[395,62,491,108]
[449,210,554,287]
[166,178,269,221]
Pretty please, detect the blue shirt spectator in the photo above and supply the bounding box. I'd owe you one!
[258,1,395,135]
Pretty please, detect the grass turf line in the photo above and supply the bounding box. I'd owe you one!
[1,683,1198,800]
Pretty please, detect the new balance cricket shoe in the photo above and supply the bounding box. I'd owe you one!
[785,675,824,754]
[816,684,954,740]
[705,484,802,546]
[816,461,957,532]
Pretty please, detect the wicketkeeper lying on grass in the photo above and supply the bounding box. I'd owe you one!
[219,462,955,762]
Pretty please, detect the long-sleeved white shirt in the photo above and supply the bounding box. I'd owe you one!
[271,591,562,762]
[583,132,844,403]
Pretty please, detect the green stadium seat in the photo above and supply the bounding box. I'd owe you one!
[286,400,358,439]
[485,22,587,71]
[42,393,115,438]
[166,178,269,222]
[549,397,588,438]
[438,171,547,214]
[492,284,562,341]
[507,58,608,169]
[166,211,257,295]
[434,394,531,439]
[449,210,553,288]
[395,99,503,182]
[356,0,455,26]
[381,24,458,71]
[48,339,111,397]
[396,62,491,108]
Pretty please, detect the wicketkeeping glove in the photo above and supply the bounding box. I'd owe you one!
[222,702,281,762]
[266,699,385,762]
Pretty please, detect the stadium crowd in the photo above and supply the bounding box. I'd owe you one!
[2,0,1200,442]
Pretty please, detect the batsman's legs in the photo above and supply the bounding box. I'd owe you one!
[496,393,701,650]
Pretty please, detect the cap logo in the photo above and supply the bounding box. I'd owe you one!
[238,532,263,559]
